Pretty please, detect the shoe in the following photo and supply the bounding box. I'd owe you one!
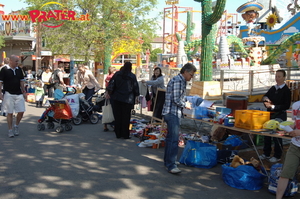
[175,161,180,165]
[123,137,131,139]
[269,157,281,163]
[259,154,270,160]
[103,128,109,132]
[8,130,14,138]
[169,167,181,174]
[13,126,19,136]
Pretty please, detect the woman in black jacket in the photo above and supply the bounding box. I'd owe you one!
[107,62,139,139]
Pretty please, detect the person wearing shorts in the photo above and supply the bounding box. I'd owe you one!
[276,128,300,199]
[0,55,26,138]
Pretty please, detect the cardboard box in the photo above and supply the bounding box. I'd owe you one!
[26,93,35,103]
[189,81,221,99]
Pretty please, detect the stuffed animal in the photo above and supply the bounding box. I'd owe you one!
[245,157,261,171]
[230,155,245,168]
[230,155,261,171]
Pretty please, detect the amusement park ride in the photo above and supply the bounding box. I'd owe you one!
[158,0,300,71]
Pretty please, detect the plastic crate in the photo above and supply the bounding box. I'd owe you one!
[195,107,208,119]
[255,135,264,146]
[234,110,270,130]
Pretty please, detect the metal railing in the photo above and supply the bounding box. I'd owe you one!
[136,66,300,96]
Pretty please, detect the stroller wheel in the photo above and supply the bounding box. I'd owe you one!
[55,126,64,133]
[41,124,46,130]
[47,122,55,129]
[131,110,136,115]
[37,123,44,131]
[90,114,99,124]
[72,115,82,125]
[65,123,73,131]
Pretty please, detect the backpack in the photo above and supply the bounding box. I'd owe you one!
[49,69,60,85]
[268,163,298,197]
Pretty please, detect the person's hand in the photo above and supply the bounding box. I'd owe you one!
[0,92,3,100]
[141,80,146,83]
[23,92,27,101]
[105,92,110,99]
[185,101,192,109]
[289,130,300,137]
[264,101,273,108]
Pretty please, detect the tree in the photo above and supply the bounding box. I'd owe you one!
[23,0,160,73]
[150,48,162,63]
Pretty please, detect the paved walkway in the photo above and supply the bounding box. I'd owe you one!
[0,102,291,199]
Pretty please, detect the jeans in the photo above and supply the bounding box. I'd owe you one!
[163,113,180,171]
[83,87,95,103]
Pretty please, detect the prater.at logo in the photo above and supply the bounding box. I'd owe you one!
[28,1,90,28]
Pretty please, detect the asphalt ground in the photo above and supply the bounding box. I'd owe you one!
[0,101,297,199]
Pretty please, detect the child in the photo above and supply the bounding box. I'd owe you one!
[35,80,44,107]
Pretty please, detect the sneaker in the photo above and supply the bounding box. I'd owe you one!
[175,161,180,165]
[169,167,181,174]
[8,130,14,138]
[269,157,281,163]
[259,154,270,160]
[13,126,19,136]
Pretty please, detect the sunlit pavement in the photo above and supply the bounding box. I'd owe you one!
[0,102,280,199]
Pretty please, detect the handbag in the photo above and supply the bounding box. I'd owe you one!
[102,99,115,124]
[106,79,115,95]
[179,140,217,169]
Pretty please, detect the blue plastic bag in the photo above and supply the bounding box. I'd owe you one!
[186,96,203,108]
[268,163,298,196]
[179,140,217,169]
[222,163,266,190]
[223,135,243,147]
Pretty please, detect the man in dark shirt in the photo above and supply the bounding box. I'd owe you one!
[260,69,291,162]
[0,55,27,138]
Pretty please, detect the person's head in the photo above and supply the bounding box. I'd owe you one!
[36,80,43,87]
[3,57,10,65]
[45,66,51,73]
[275,69,286,85]
[153,67,163,78]
[28,69,32,74]
[180,63,197,81]
[9,55,19,68]
[78,64,85,73]
[122,62,132,73]
[108,66,116,75]
[58,63,64,69]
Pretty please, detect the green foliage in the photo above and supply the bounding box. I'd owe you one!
[150,48,162,62]
[22,0,160,65]
[0,36,5,49]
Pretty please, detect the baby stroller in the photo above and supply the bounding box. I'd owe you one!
[37,88,76,133]
[37,99,73,133]
[72,90,104,125]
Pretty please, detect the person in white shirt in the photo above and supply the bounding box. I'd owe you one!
[41,66,54,97]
